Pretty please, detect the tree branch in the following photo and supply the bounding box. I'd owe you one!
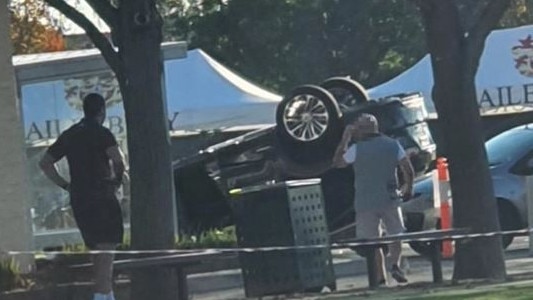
[45,0,121,74]
[455,0,491,32]
[412,0,434,15]
[468,0,511,49]
[464,0,511,76]
[85,0,118,30]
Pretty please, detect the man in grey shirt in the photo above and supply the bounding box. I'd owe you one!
[333,113,415,285]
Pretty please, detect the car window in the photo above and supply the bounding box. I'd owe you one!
[402,97,429,122]
[378,101,426,132]
[486,126,533,165]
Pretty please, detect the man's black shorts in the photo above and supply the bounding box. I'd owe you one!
[71,192,124,250]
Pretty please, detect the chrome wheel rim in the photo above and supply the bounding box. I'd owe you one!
[282,94,329,142]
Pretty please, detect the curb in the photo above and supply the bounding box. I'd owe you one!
[188,256,379,294]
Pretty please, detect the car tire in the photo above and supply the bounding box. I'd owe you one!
[320,77,369,111]
[497,199,521,249]
[406,214,441,257]
[275,85,343,164]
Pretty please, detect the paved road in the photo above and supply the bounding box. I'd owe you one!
[188,237,533,300]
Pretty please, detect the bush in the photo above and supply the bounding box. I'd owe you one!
[116,227,238,250]
[58,226,238,253]
[32,227,238,285]
[0,258,30,292]
[176,226,237,249]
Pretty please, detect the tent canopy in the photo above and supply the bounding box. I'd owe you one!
[164,49,281,131]
[368,25,533,115]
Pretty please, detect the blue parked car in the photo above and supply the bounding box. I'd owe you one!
[408,124,533,252]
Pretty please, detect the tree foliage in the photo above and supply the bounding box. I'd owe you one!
[162,0,533,93]
[163,0,426,93]
[501,0,533,27]
[9,0,65,54]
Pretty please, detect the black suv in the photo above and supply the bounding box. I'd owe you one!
[173,77,436,237]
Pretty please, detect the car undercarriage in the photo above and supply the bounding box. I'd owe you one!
[173,77,438,243]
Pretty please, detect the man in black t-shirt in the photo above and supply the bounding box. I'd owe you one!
[39,93,125,300]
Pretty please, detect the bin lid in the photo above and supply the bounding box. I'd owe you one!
[229,178,321,196]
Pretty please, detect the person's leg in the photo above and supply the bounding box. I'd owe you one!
[381,206,407,283]
[93,243,117,299]
[375,247,386,283]
[357,210,386,284]
[91,196,123,299]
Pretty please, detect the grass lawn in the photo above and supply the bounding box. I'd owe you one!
[412,285,533,300]
[313,282,533,300]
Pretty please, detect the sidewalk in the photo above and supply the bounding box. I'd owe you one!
[284,238,533,300]
[192,237,533,300]
[190,244,432,299]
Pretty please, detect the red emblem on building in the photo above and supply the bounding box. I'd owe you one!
[512,34,533,77]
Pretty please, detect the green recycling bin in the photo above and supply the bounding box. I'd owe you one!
[230,179,336,297]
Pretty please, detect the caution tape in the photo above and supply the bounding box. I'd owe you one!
[1,228,531,256]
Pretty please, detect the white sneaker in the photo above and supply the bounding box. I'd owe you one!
[390,264,408,284]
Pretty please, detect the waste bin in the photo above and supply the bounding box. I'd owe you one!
[230,179,336,297]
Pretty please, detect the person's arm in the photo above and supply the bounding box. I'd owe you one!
[333,125,355,168]
[39,154,69,191]
[106,145,126,185]
[398,154,415,199]
[39,135,69,191]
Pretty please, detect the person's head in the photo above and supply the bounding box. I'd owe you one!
[357,113,379,135]
[83,93,106,124]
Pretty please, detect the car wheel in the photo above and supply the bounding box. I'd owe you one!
[275,85,343,164]
[497,199,521,249]
[406,213,441,257]
[320,77,368,111]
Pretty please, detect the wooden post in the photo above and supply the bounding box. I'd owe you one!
[430,241,443,283]
[365,247,378,289]
[176,267,188,300]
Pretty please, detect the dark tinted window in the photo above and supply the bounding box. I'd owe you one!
[376,101,426,133]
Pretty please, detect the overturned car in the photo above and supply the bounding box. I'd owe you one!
[173,77,438,246]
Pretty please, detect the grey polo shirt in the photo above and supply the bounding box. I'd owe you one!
[343,134,406,212]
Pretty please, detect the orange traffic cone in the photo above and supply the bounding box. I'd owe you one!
[437,158,454,258]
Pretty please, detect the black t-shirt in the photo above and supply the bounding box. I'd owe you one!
[47,119,118,197]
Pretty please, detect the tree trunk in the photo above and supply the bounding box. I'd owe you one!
[419,1,506,280]
[118,2,177,299]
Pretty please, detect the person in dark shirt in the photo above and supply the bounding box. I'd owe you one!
[39,93,126,300]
